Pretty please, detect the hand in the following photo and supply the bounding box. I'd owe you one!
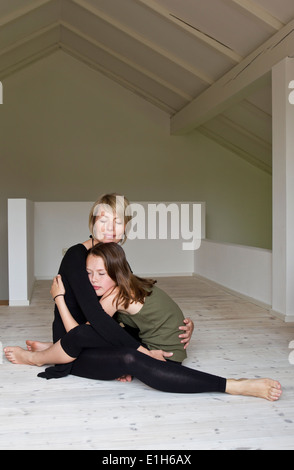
[137,345,173,362]
[148,349,174,362]
[50,274,66,300]
[179,318,194,349]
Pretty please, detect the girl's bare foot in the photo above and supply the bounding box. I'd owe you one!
[226,378,282,401]
[26,340,52,352]
[116,375,133,383]
[4,346,41,366]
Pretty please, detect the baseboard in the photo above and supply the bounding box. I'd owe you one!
[9,300,30,306]
[270,309,294,324]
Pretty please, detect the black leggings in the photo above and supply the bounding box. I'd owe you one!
[57,325,227,394]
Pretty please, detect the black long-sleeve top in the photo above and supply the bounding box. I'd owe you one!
[52,243,141,349]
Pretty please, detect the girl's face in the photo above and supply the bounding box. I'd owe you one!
[86,254,116,296]
[93,208,125,244]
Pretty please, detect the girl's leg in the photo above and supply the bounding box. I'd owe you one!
[4,340,76,366]
[26,340,53,352]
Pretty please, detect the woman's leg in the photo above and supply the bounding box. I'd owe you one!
[10,323,281,401]
[57,326,225,393]
[71,347,282,401]
[72,346,226,393]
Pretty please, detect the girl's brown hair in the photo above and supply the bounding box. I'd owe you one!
[87,242,156,309]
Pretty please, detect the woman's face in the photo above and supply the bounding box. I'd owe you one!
[93,208,125,244]
[86,254,116,296]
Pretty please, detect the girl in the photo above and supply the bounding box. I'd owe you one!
[5,243,282,401]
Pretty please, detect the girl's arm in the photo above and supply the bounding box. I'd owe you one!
[50,275,79,332]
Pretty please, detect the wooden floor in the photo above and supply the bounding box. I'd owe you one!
[1,276,294,450]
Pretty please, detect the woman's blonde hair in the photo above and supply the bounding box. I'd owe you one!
[88,193,132,245]
[87,242,156,309]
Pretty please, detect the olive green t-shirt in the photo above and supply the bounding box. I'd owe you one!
[117,286,187,363]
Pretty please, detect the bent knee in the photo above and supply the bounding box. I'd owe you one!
[120,348,138,367]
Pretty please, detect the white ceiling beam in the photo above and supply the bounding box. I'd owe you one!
[227,0,284,31]
[0,0,60,27]
[0,23,60,57]
[0,44,59,79]
[198,125,272,174]
[134,0,242,63]
[70,0,214,85]
[170,17,294,134]
[0,24,60,78]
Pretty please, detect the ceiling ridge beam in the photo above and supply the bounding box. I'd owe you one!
[60,22,193,102]
[133,0,242,63]
[171,17,294,134]
[227,0,284,31]
[69,0,214,85]
[61,43,176,114]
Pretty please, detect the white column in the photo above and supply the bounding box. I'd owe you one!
[8,199,35,306]
[272,58,294,322]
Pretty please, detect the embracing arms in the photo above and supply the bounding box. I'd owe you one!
[50,275,173,361]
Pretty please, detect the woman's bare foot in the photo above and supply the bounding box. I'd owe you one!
[26,340,52,352]
[4,346,41,366]
[226,378,282,401]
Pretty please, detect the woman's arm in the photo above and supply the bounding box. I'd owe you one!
[50,276,79,333]
[179,318,195,349]
[59,245,142,349]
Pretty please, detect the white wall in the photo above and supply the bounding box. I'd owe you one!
[9,198,273,310]
[34,201,199,280]
[34,201,92,279]
[0,50,272,300]
[194,239,272,306]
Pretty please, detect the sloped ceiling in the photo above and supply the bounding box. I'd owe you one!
[1,0,294,174]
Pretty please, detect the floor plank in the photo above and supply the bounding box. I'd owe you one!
[1,277,294,450]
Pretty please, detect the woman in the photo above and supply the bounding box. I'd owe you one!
[26,193,194,377]
[5,243,282,401]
